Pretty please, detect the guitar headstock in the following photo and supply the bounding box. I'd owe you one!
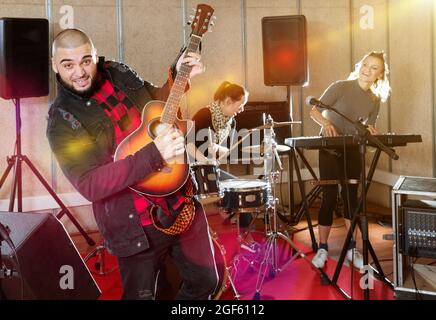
[189,4,215,36]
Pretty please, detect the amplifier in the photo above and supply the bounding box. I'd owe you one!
[400,200,436,259]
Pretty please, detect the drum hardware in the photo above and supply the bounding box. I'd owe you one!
[219,179,269,213]
[249,120,302,131]
[192,118,305,298]
[217,120,298,163]
[188,127,224,205]
[84,245,119,276]
[190,162,221,204]
[252,114,311,300]
[217,178,269,290]
[208,229,241,300]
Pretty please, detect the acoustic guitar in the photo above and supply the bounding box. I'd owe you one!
[114,4,215,197]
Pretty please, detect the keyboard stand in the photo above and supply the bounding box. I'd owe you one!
[289,146,385,253]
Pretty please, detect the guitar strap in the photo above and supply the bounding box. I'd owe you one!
[149,179,196,235]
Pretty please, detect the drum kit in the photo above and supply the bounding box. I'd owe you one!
[190,114,307,299]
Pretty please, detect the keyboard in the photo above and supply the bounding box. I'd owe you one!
[285,134,422,149]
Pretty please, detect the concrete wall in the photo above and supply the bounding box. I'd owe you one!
[0,0,434,234]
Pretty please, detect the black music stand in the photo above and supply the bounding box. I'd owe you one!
[0,99,95,246]
[312,102,396,300]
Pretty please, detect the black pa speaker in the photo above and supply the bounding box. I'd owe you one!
[0,18,49,99]
[262,15,308,86]
[0,212,100,299]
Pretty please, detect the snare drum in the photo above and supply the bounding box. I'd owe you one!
[190,163,219,200]
[220,179,269,212]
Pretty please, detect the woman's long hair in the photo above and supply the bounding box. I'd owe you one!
[347,51,391,103]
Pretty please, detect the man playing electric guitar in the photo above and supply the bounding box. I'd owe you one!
[47,26,218,299]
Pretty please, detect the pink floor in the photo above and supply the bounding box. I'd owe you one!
[84,212,394,300]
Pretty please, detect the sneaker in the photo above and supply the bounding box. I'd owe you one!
[311,248,328,269]
[346,248,363,270]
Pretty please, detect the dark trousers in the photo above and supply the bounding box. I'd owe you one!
[318,147,361,226]
[117,204,218,300]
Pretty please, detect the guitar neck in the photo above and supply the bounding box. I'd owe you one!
[161,35,202,125]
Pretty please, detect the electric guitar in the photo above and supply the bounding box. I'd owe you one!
[114,4,215,197]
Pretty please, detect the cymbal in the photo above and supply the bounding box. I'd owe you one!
[249,121,302,131]
[242,144,291,153]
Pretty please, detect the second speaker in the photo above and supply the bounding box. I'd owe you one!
[262,15,308,86]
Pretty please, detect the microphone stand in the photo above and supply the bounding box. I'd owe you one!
[313,102,396,300]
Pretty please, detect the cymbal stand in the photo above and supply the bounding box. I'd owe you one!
[252,115,309,300]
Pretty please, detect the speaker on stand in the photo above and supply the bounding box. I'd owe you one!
[0,17,95,246]
[261,15,308,221]
[262,15,308,87]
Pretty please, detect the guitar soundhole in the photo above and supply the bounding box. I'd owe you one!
[148,118,173,139]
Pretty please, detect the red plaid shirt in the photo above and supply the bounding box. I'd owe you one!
[92,73,185,225]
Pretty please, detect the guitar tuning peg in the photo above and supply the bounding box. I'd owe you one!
[189,14,194,19]
[210,21,215,26]
[212,15,217,20]
[208,29,213,33]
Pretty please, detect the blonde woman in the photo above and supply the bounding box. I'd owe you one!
[309,51,391,269]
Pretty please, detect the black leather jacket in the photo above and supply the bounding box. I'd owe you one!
[46,57,172,257]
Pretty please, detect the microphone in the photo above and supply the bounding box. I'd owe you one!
[305,96,331,109]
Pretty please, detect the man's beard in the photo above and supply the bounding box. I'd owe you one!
[60,75,100,98]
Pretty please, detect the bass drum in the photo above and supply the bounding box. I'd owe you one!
[155,232,227,300]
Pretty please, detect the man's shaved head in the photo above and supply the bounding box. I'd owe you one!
[52,28,96,57]
[51,28,99,97]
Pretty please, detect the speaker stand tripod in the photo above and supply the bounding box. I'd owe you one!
[0,98,95,246]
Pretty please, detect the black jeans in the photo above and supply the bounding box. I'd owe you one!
[117,203,218,300]
[318,146,361,226]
